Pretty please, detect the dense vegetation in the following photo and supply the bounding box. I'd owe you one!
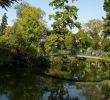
[0,0,110,81]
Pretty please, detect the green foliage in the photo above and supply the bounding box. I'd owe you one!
[45,34,59,54]
[64,33,74,50]
[16,3,46,44]
[0,13,8,35]
[102,80,110,86]
[0,3,49,70]
[15,3,47,55]
[49,0,80,32]
[75,29,92,50]
[0,0,20,9]
[103,0,110,37]
[103,0,110,53]
[84,19,103,37]
[45,0,80,55]
[102,39,110,52]
[84,19,103,50]
[45,32,75,54]
[0,0,110,81]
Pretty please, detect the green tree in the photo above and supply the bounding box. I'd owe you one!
[103,0,110,38]
[75,29,92,53]
[84,19,103,38]
[83,19,103,55]
[49,0,80,32]
[102,0,110,54]
[45,0,80,54]
[15,3,47,55]
[0,3,49,68]
[0,13,8,35]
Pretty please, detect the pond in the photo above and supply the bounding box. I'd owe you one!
[0,56,110,100]
[0,74,110,100]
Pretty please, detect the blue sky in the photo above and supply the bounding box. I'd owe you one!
[0,0,105,27]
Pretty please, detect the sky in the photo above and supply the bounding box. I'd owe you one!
[0,0,106,28]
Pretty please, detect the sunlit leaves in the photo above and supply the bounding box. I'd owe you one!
[44,34,59,53]
[83,19,103,50]
[49,0,80,31]
[84,19,103,37]
[75,29,92,49]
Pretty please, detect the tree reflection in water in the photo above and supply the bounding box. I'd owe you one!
[102,84,110,100]
[0,65,110,100]
[43,79,79,100]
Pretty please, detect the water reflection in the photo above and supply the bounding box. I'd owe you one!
[49,56,110,81]
[102,84,110,100]
[0,68,110,100]
[0,57,110,100]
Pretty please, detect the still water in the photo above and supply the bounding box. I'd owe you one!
[0,74,110,100]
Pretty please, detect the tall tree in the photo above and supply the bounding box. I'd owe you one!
[45,0,80,54]
[102,0,110,53]
[84,19,103,38]
[15,3,47,55]
[84,19,103,51]
[0,0,20,9]
[103,0,110,38]
[0,13,8,35]
[49,0,80,33]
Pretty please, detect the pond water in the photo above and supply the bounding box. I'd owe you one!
[0,74,110,100]
[0,56,110,100]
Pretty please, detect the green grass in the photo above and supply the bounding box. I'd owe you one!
[102,80,110,86]
[103,57,110,62]
[86,57,102,62]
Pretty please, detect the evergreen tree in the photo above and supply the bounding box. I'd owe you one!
[0,13,8,35]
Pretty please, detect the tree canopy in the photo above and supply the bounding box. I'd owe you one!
[0,3,48,68]
[49,0,80,32]
[83,19,103,51]
[103,0,110,38]
[102,0,110,54]
[44,0,81,55]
